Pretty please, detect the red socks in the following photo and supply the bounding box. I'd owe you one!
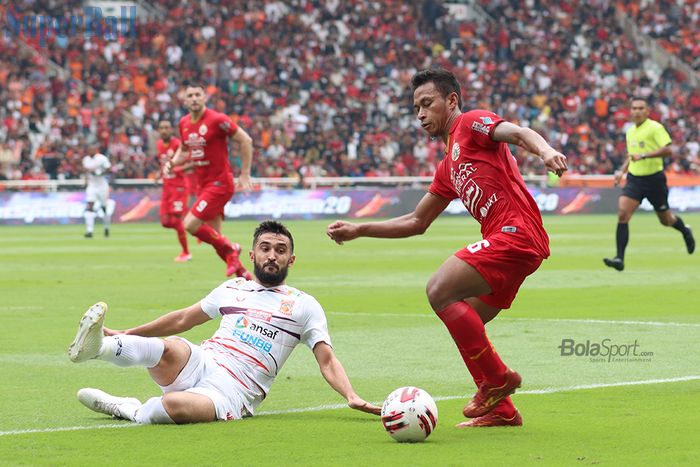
[162,215,189,255]
[437,301,510,388]
[193,223,233,260]
[175,222,189,254]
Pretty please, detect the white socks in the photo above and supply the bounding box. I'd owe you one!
[84,210,96,233]
[99,335,165,368]
[102,207,111,230]
[134,397,175,424]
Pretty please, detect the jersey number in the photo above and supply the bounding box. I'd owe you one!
[467,239,491,253]
[195,200,208,212]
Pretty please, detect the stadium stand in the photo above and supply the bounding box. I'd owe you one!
[1,0,698,182]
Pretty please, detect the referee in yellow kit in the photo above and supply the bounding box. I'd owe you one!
[604,96,695,271]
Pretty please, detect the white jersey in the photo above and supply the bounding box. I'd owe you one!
[199,277,331,413]
[83,153,111,187]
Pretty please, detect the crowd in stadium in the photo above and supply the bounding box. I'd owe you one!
[1,0,698,183]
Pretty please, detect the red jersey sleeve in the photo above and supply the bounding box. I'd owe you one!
[217,113,239,137]
[460,110,505,149]
[428,158,458,200]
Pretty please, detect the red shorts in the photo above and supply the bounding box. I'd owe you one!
[160,184,188,217]
[455,231,544,309]
[190,183,234,221]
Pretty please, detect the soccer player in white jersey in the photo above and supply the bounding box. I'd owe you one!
[68,220,381,423]
[82,146,112,238]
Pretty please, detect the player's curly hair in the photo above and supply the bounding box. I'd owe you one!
[411,68,462,109]
[253,220,294,253]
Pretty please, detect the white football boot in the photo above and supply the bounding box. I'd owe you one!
[77,388,140,421]
[68,302,107,363]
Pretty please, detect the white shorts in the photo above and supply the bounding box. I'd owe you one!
[86,183,109,205]
[159,337,249,421]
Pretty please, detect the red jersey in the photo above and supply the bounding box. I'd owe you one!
[156,137,184,187]
[429,110,550,258]
[178,108,238,189]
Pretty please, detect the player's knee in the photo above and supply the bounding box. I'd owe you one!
[660,215,674,226]
[425,278,447,312]
[618,212,632,223]
[161,393,193,423]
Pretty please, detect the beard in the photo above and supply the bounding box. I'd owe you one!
[254,261,289,287]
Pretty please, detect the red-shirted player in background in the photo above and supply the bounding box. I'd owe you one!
[327,69,567,428]
[166,84,253,278]
[156,119,191,262]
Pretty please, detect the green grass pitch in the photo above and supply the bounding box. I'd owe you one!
[1,214,699,465]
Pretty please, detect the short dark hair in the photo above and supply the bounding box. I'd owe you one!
[630,96,649,105]
[185,82,206,91]
[253,220,294,253]
[411,68,462,108]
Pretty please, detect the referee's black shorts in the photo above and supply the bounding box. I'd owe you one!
[622,171,669,211]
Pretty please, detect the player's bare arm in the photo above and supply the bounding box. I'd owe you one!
[164,145,189,176]
[629,143,672,162]
[103,303,211,337]
[614,158,630,186]
[327,192,450,244]
[492,121,568,176]
[312,342,381,415]
[232,126,253,191]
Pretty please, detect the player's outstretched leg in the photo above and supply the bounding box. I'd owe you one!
[68,302,108,362]
[77,388,141,421]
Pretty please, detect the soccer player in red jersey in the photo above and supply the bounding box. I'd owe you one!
[156,119,191,262]
[328,69,568,428]
[166,84,253,278]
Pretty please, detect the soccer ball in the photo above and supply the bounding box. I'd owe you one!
[381,386,438,442]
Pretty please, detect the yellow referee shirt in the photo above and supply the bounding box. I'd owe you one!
[625,118,671,176]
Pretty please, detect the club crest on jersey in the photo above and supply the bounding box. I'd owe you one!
[451,142,460,161]
[279,299,294,315]
[199,124,208,136]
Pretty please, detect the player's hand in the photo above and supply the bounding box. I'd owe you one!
[630,153,645,162]
[348,396,381,416]
[164,160,173,176]
[237,173,253,192]
[327,221,359,245]
[613,170,624,186]
[542,149,568,177]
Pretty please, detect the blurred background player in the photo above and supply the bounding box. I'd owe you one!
[82,146,112,238]
[156,119,191,262]
[328,69,568,428]
[604,97,695,271]
[166,84,253,278]
[67,220,381,424]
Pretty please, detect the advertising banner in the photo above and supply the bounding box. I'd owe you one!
[1,186,700,225]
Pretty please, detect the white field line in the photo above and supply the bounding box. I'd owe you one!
[329,312,700,327]
[2,375,699,437]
